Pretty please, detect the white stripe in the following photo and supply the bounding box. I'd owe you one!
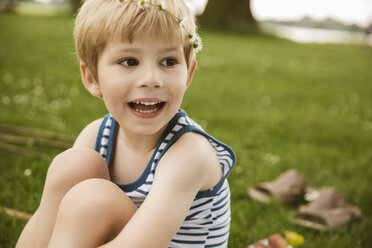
[154,152,161,161]
[215,150,231,156]
[106,118,112,126]
[205,226,229,246]
[159,142,167,150]
[103,128,110,136]
[165,132,174,141]
[100,147,107,155]
[173,124,183,132]
[101,137,108,146]
[178,116,188,125]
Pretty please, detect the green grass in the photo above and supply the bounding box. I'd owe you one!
[14,2,72,16]
[1,13,372,247]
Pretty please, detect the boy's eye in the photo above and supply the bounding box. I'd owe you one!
[160,58,177,67]
[120,58,138,66]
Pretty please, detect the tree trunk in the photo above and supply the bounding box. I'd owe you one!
[71,0,82,15]
[0,0,17,12]
[198,0,256,29]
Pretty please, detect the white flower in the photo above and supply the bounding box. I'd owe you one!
[138,0,149,9]
[263,153,280,164]
[190,33,203,53]
[117,0,126,6]
[159,0,166,10]
[179,17,187,28]
[24,169,32,177]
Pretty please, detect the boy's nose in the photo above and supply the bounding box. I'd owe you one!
[137,65,163,88]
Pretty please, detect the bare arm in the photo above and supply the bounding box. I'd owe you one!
[101,132,221,248]
[73,118,103,149]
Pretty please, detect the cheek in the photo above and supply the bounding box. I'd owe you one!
[100,81,128,107]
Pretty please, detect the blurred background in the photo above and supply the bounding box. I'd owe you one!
[1,0,372,247]
[1,0,372,45]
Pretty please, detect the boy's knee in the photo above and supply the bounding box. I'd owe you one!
[54,179,136,242]
[45,148,109,190]
[58,179,129,220]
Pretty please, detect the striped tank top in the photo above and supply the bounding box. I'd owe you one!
[95,109,236,247]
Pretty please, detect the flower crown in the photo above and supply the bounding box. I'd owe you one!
[117,0,202,53]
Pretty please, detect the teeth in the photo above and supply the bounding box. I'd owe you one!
[135,108,160,114]
[130,101,164,114]
[133,101,159,106]
[142,101,159,106]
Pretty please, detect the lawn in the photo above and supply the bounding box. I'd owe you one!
[1,13,372,247]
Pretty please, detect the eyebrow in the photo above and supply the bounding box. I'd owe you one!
[113,46,181,54]
[160,46,182,52]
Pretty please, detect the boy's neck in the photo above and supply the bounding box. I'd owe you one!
[117,126,166,154]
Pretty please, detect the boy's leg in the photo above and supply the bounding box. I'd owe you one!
[48,178,137,248]
[15,210,39,248]
[17,148,110,248]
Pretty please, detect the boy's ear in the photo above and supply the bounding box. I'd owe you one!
[80,62,102,97]
[186,60,197,87]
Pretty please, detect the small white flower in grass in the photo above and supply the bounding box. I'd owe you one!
[189,33,202,53]
[159,0,166,10]
[3,73,13,84]
[138,0,149,9]
[263,153,280,164]
[24,169,32,177]
[2,96,10,105]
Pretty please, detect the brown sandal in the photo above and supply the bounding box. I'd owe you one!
[247,169,307,204]
[292,187,361,230]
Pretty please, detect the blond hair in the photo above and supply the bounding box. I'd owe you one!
[74,0,197,80]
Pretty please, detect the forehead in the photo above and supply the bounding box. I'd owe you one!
[103,34,184,56]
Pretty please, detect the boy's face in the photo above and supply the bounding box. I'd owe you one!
[82,36,196,137]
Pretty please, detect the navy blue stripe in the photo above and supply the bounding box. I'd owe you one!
[207,231,228,239]
[212,199,228,212]
[180,221,213,230]
[187,213,212,221]
[171,239,205,245]
[213,194,229,207]
[205,239,228,247]
[105,116,117,167]
[190,198,213,210]
[176,232,209,236]
[214,184,228,197]
[209,222,230,232]
[179,226,204,230]
[186,210,206,219]
[94,114,111,153]
[213,209,229,221]
[135,189,149,195]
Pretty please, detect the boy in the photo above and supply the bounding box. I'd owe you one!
[16,0,235,247]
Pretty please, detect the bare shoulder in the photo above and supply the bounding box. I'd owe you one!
[73,118,103,149]
[158,131,222,191]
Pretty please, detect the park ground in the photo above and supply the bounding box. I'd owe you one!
[1,13,372,247]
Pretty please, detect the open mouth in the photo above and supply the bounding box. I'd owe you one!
[128,101,166,114]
